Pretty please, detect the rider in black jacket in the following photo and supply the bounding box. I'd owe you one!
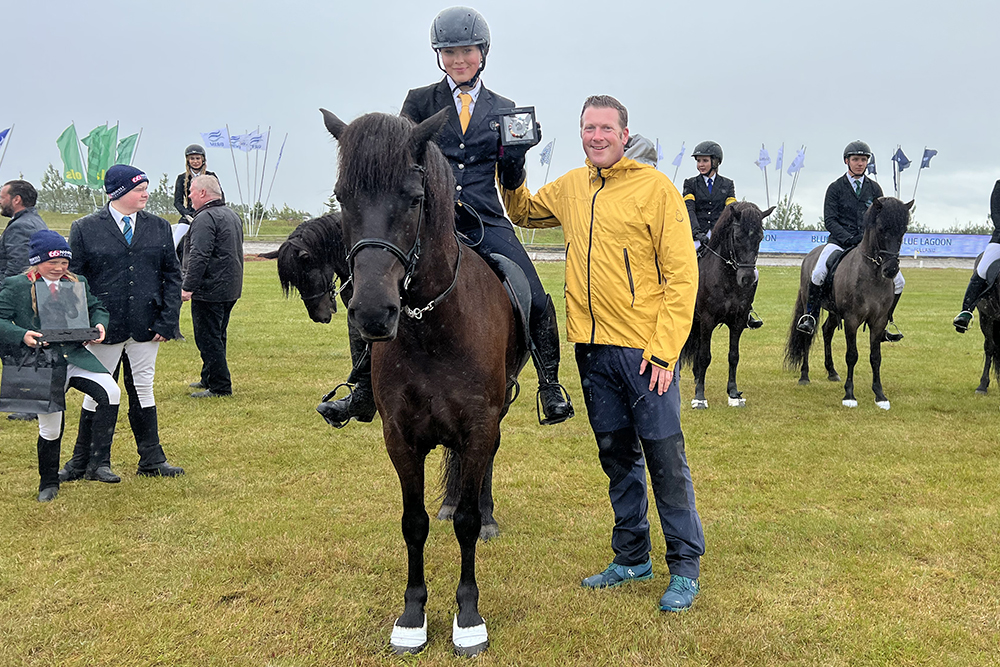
[682,142,762,329]
[317,6,574,429]
[953,180,1000,331]
[796,141,904,341]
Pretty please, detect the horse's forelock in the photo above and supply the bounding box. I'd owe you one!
[867,197,909,238]
[336,113,419,196]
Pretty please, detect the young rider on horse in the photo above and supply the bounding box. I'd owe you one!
[683,142,762,329]
[796,141,905,341]
[318,6,574,428]
[953,180,1000,332]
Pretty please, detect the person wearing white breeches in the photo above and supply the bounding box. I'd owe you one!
[796,140,905,341]
[953,180,1000,332]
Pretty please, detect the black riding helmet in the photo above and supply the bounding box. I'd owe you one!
[185,144,206,157]
[843,140,872,161]
[431,6,491,87]
[692,141,724,170]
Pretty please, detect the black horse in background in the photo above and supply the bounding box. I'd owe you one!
[971,255,1000,395]
[681,201,773,409]
[264,213,504,543]
[321,107,530,657]
[786,197,912,409]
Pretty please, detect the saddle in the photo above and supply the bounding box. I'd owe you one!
[485,253,532,356]
[821,247,849,297]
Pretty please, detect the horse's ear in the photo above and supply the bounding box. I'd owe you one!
[730,205,741,221]
[410,109,449,162]
[762,206,776,219]
[904,199,915,211]
[320,108,347,140]
[872,197,884,212]
[297,248,311,261]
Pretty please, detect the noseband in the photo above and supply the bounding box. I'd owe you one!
[343,164,462,320]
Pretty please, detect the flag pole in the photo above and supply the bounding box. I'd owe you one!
[225,124,246,214]
[252,125,261,216]
[261,133,288,212]
[0,124,13,174]
[244,129,252,222]
[776,143,784,204]
[254,126,272,237]
[911,146,925,201]
[130,127,143,165]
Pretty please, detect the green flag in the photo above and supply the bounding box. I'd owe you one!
[116,133,139,165]
[55,124,86,186]
[81,124,118,190]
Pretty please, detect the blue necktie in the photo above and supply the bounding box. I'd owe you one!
[707,177,713,194]
[122,215,133,244]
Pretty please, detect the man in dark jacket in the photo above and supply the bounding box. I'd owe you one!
[0,179,50,421]
[59,165,184,482]
[0,180,49,287]
[181,175,243,398]
[796,141,905,341]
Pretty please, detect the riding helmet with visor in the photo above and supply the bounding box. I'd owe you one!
[692,141,724,169]
[843,140,872,160]
[431,6,491,86]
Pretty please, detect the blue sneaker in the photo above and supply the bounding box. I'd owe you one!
[659,575,699,612]
[581,558,653,589]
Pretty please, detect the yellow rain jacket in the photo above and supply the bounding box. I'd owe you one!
[502,156,698,370]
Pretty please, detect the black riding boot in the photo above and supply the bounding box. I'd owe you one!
[954,273,990,333]
[317,321,377,428]
[532,295,574,425]
[131,406,184,477]
[796,282,824,336]
[58,408,93,482]
[84,403,121,484]
[37,434,62,502]
[882,293,904,342]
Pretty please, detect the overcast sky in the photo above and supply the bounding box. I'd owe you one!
[3,0,996,230]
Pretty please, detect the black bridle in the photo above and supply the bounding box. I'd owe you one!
[703,224,759,272]
[343,164,462,320]
[863,228,900,267]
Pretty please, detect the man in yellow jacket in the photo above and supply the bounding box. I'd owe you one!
[500,95,705,612]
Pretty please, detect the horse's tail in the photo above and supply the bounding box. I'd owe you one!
[785,288,812,370]
[439,447,459,502]
[679,317,700,372]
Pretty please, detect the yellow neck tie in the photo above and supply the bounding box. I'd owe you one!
[459,93,472,134]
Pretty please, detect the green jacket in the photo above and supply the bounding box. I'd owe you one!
[0,273,110,374]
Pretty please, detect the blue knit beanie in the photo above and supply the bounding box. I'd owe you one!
[104,164,149,200]
[28,229,72,266]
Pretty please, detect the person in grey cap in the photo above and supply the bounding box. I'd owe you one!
[59,165,185,483]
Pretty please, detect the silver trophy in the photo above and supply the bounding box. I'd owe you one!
[495,106,538,147]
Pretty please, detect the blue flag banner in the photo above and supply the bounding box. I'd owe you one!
[248,131,269,151]
[920,148,938,169]
[656,140,664,165]
[775,144,783,171]
[538,140,553,166]
[0,127,9,149]
[755,144,771,170]
[759,230,990,258]
[671,142,685,168]
[867,153,877,176]
[787,148,805,176]
[892,148,911,171]
[200,128,228,149]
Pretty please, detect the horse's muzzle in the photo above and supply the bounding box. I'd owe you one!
[349,302,399,342]
[881,259,900,280]
[736,268,756,289]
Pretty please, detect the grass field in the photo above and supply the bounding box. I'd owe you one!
[1,260,998,666]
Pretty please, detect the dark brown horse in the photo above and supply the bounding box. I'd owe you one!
[321,108,528,657]
[786,197,911,409]
[267,209,504,543]
[681,201,773,409]
[972,258,1000,395]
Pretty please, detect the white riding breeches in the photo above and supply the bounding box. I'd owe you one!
[38,364,121,439]
[977,242,1000,279]
[82,338,160,412]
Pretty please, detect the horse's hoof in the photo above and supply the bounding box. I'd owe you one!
[727,397,746,408]
[479,523,500,542]
[798,379,810,386]
[452,615,488,657]
[437,505,456,521]
[390,614,428,655]
[828,374,841,382]
[875,400,891,411]
[691,399,708,410]
[842,399,858,408]
[976,388,988,396]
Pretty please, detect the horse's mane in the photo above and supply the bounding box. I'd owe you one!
[335,113,454,232]
[276,212,347,296]
[864,197,909,240]
[708,201,759,249]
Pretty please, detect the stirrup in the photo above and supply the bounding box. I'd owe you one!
[954,310,974,333]
[321,382,354,404]
[796,313,816,335]
[746,309,763,330]
[882,321,904,342]
[318,382,358,429]
[536,382,574,426]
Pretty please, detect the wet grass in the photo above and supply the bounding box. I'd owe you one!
[0,261,998,666]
